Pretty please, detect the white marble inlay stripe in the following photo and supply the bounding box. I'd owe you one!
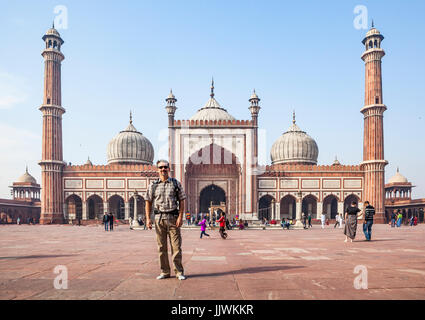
[397,269,425,276]
[301,256,331,260]
[261,256,296,260]
[274,248,310,254]
[191,256,226,261]
[251,250,276,254]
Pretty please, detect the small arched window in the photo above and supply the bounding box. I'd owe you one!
[48,40,52,48]
[369,40,373,48]
[374,40,378,48]
[375,96,380,104]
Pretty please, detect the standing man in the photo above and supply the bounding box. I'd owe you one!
[362,201,375,241]
[390,210,396,227]
[321,212,326,229]
[109,212,114,231]
[308,213,312,228]
[145,160,187,281]
[103,212,109,231]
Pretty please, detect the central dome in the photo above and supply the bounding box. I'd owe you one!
[107,116,154,165]
[190,81,235,122]
[271,114,318,165]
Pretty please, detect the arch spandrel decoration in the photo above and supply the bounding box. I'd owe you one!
[279,191,299,201]
[258,192,276,201]
[86,192,104,202]
[302,193,319,202]
[323,192,341,202]
[107,192,125,201]
[181,135,246,171]
[64,192,82,202]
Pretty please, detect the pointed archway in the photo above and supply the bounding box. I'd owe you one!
[199,184,226,214]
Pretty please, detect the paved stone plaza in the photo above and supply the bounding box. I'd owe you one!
[1,224,424,300]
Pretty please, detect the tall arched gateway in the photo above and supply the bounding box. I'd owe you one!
[184,143,241,218]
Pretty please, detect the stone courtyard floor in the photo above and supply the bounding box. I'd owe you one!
[1,224,425,300]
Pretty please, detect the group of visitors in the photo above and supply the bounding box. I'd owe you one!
[390,210,418,227]
[102,212,116,231]
[140,158,400,282]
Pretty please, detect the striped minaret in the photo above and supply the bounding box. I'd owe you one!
[360,22,387,223]
[39,24,66,224]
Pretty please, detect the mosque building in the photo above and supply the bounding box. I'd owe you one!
[0,168,41,224]
[30,23,424,225]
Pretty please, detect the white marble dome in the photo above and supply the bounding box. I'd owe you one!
[190,83,236,122]
[271,116,318,165]
[107,119,154,165]
[190,96,235,122]
[45,27,61,37]
[16,168,37,184]
[388,169,408,184]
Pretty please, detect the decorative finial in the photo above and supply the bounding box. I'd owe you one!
[52,20,55,29]
[397,166,399,173]
[129,110,133,124]
[371,19,374,28]
[26,165,28,173]
[292,110,296,124]
[210,77,215,98]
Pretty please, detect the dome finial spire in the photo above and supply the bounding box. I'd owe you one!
[129,110,133,124]
[26,165,28,173]
[210,77,215,98]
[292,110,296,124]
[397,166,399,173]
[371,19,374,28]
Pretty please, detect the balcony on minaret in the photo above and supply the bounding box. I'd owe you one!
[42,25,64,52]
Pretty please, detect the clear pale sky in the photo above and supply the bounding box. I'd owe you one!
[0,0,424,199]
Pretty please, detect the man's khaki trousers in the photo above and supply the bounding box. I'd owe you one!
[154,215,184,276]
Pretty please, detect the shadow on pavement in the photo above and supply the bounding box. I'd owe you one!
[188,265,304,278]
[0,254,77,260]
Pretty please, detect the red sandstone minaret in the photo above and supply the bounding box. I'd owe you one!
[39,24,65,224]
[360,22,388,223]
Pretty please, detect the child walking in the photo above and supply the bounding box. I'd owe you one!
[199,218,210,239]
[217,212,228,239]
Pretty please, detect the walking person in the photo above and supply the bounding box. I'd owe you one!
[108,212,114,231]
[396,210,402,227]
[390,211,396,227]
[344,201,361,242]
[308,213,312,228]
[199,218,210,239]
[145,160,187,281]
[334,214,340,228]
[321,213,326,229]
[103,212,109,231]
[217,211,227,239]
[339,213,344,229]
[302,212,307,229]
[362,201,375,241]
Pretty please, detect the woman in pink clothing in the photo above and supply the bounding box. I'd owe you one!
[199,218,210,239]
